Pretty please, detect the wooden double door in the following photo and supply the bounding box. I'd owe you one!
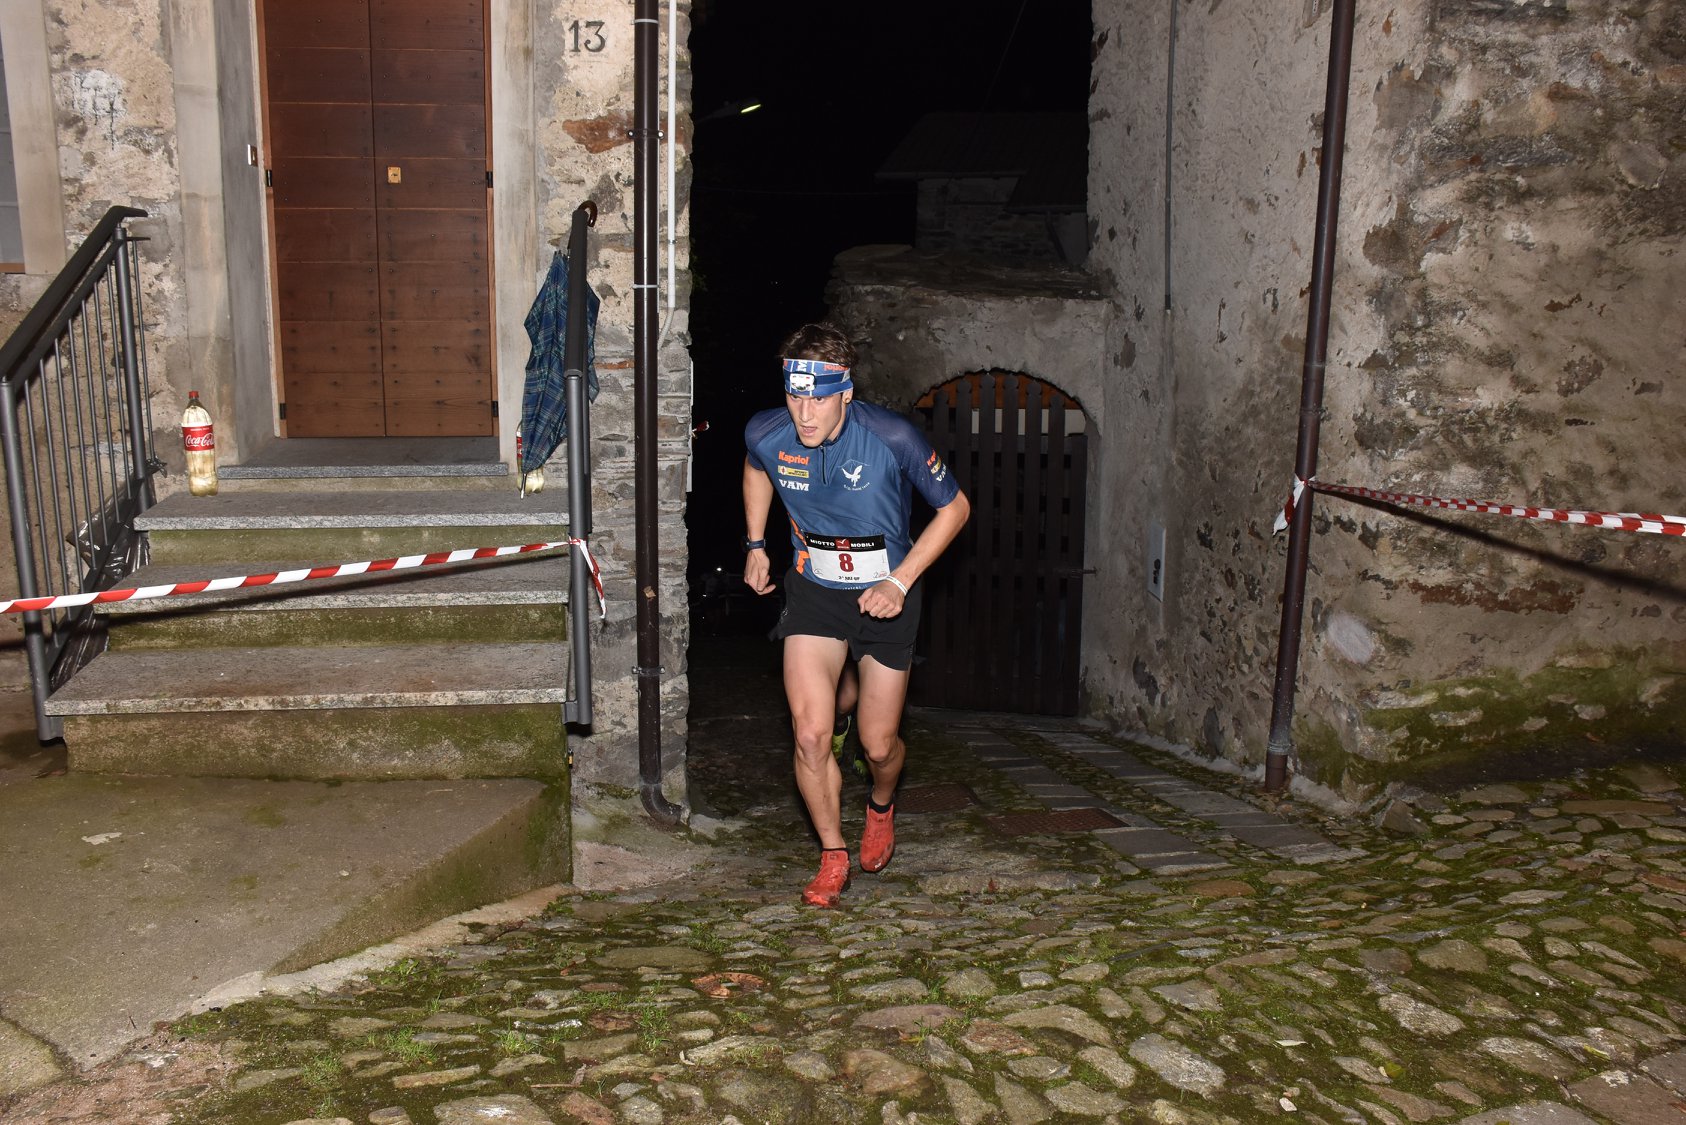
[263,0,492,437]
[911,372,1090,715]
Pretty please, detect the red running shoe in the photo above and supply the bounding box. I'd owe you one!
[860,803,895,873]
[802,849,851,907]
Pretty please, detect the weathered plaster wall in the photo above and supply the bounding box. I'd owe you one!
[1089,0,1686,799]
[828,248,1109,419]
[532,1,694,790]
[38,0,193,466]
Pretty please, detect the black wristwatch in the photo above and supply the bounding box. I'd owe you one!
[743,536,767,553]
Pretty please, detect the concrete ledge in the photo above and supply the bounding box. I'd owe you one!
[0,774,568,1072]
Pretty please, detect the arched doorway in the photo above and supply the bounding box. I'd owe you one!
[912,371,1090,715]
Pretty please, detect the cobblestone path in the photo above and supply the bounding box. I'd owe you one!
[7,636,1686,1125]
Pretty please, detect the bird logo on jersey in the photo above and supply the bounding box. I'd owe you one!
[840,460,868,491]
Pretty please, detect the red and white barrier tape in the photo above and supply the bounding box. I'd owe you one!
[0,539,607,619]
[1274,477,1686,537]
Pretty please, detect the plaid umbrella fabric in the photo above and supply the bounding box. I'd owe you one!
[520,248,600,474]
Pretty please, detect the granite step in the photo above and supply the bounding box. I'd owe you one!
[98,555,568,650]
[137,490,565,530]
[47,642,569,714]
[138,490,572,565]
[45,643,570,779]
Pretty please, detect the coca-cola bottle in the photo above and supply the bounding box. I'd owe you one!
[182,391,217,497]
[516,425,544,495]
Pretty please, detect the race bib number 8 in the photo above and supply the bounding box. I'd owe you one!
[804,532,889,585]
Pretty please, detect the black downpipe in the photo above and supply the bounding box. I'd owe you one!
[563,201,597,728]
[1264,0,1358,792]
[633,0,682,823]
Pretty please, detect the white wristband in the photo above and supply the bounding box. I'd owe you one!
[884,574,910,597]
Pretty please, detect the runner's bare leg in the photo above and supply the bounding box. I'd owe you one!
[784,634,850,848]
[835,659,859,718]
[855,655,910,807]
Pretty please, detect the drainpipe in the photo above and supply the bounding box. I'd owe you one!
[633,0,682,824]
[1264,0,1358,792]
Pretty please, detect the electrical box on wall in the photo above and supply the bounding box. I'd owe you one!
[1147,522,1166,602]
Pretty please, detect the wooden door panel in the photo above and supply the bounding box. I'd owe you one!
[264,0,371,49]
[382,320,488,373]
[265,48,373,103]
[374,104,486,159]
[271,103,375,158]
[372,49,484,104]
[274,209,378,263]
[382,373,493,436]
[371,0,484,50]
[375,159,486,210]
[267,0,490,438]
[379,264,486,319]
[281,322,381,374]
[280,380,388,438]
[278,262,380,320]
[271,158,377,209]
[378,209,485,262]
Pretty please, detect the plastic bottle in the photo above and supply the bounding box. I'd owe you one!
[516,425,544,495]
[182,390,217,497]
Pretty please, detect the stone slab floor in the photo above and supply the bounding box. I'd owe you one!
[3,631,1685,1125]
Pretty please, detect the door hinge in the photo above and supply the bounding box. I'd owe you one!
[278,402,287,421]
[265,168,273,188]
[485,169,493,188]
[490,400,499,418]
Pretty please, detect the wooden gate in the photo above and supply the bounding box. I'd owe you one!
[912,372,1089,715]
[262,0,492,437]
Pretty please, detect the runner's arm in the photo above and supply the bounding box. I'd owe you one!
[858,489,970,618]
[742,457,776,595]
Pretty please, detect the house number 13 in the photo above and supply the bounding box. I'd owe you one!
[569,20,606,52]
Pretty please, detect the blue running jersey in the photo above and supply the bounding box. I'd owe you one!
[745,401,961,590]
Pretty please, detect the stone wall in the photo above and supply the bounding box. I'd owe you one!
[0,1,696,793]
[913,178,1066,264]
[1087,0,1686,800]
[530,1,694,791]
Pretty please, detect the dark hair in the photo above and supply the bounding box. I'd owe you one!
[778,321,857,368]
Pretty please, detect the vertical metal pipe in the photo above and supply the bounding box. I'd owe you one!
[633,0,681,823]
[1264,0,1358,792]
[112,229,150,492]
[1163,0,1177,313]
[563,201,596,728]
[0,385,60,737]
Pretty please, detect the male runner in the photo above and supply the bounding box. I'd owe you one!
[742,322,971,907]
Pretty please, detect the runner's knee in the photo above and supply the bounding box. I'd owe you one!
[858,732,901,765]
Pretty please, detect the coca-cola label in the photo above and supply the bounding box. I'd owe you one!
[183,425,215,452]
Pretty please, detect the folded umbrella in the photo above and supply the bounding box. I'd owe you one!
[520,248,601,475]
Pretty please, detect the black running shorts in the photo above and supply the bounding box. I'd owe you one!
[772,567,923,671]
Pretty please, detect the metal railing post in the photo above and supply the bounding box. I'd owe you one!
[0,386,62,738]
[111,229,151,495]
[563,201,596,729]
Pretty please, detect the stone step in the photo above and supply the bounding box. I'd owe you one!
[140,490,570,565]
[46,643,570,779]
[99,555,568,650]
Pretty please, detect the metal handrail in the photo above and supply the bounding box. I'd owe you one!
[562,200,597,729]
[0,207,159,739]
